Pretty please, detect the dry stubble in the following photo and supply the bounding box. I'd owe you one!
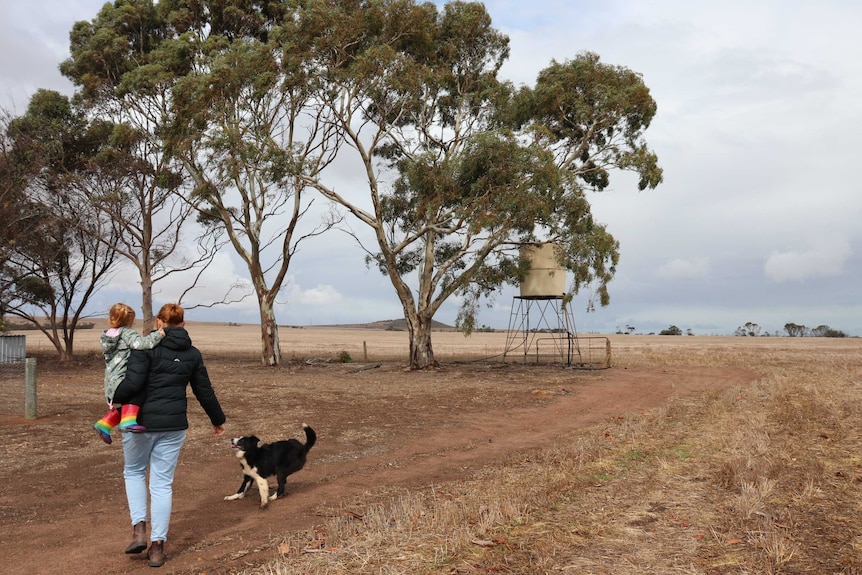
[250,336,862,574]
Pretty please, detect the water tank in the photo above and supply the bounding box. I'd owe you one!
[519,243,566,298]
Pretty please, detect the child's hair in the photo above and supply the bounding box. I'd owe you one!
[157,303,184,326]
[108,303,136,329]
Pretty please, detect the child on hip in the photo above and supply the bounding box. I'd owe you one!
[93,303,164,444]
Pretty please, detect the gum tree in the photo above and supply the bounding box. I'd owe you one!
[79,120,225,331]
[164,7,342,366]
[61,0,340,365]
[59,1,227,330]
[0,107,29,328]
[304,1,663,369]
[1,90,121,359]
[60,0,663,370]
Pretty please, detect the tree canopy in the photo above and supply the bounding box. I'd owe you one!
[61,0,339,365]
[48,0,663,368]
[1,90,120,358]
[299,1,662,368]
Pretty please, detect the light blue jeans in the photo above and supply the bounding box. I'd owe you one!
[122,430,187,542]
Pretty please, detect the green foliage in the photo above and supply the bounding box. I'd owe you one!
[333,4,662,357]
[0,90,122,358]
[809,324,846,338]
[512,52,663,190]
[59,0,351,366]
[659,325,682,336]
[56,0,663,368]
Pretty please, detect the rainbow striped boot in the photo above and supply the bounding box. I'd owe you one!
[118,404,146,433]
[93,408,121,444]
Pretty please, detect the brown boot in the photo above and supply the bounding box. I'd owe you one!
[147,540,165,568]
[124,521,147,554]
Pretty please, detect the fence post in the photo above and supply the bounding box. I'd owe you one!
[25,357,37,420]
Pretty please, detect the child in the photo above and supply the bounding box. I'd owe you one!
[93,303,164,444]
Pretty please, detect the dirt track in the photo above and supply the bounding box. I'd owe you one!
[0,329,756,575]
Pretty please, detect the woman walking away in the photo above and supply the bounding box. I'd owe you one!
[112,303,226,568]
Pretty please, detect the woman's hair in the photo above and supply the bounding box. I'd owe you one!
[157,303,184,326]
[108,303,136,329]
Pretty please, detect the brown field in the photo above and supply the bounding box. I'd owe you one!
[1,325,861,574]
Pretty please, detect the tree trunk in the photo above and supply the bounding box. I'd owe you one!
[61,316,78,361]
[51,323,72,361]
[140,275,155,332]
[408,317,438,370]
[259,302,281,366]
[61,339,74,361]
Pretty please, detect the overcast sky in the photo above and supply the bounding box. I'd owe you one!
[2,0,860,336]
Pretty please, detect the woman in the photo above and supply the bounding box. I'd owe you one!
[112,303,226,568]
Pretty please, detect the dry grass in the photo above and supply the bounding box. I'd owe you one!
[228,336,862,575]
[12,325,862,573]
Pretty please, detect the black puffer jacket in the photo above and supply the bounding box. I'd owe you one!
[113,326,225,432]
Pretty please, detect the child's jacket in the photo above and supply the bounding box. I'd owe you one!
[101,326,163,404]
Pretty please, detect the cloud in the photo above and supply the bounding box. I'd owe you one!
[656,258,709,280]
[150,252,256,313]
[293,284,343,306]
[764,239,852,282]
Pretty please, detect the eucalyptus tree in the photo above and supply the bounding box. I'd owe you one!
[2,90,121,359]
[60,0,663,370]
[164,5,342,365]
[784,322,808,337]
[78,118,226,330]
[61,0,339,365]
[303,1,663,369]
[0,107,29,328]
[59,1,233,331]
[735,322,762,337]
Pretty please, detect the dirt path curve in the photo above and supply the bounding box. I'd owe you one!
[0,362,756,575]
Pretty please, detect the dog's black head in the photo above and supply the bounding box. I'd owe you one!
[230,435,260,456]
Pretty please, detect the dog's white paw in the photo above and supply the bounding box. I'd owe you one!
[268,492,278,501]
[224,493,245,501]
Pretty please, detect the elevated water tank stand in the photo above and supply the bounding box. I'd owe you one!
[503,296,580,365]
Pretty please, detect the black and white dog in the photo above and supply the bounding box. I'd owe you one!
[224,423,316,509]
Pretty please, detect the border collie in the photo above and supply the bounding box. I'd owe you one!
[224,423,316,509]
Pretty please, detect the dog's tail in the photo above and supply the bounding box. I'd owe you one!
[301,423,316,453]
